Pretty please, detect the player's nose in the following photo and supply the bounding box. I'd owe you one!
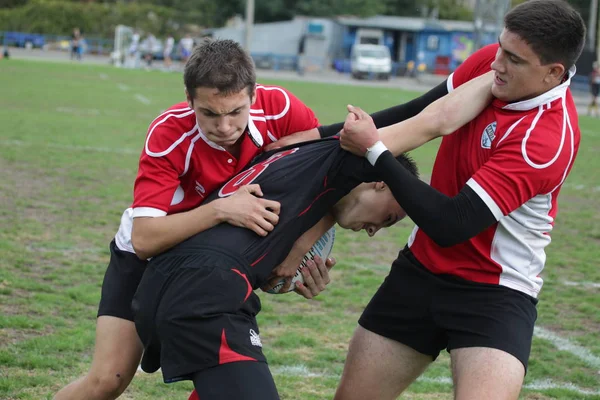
[216,116,232,133]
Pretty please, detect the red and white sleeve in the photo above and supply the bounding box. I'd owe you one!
[132,124,187,218]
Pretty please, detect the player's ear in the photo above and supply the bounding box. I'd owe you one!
[545,63,565,84]
[185,88,194,109]
[249,85,257,105]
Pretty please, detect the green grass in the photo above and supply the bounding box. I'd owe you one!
[1,59,599,399]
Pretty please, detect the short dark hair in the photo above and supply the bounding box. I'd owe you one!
[504,0,586,69]
[183,38,256,100]
[396,153,419,178]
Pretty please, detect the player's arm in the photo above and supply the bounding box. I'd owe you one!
[371,157,496,247]
[133,185,281,259]
[263,215,336,299]
[320,44,495,141]
[369,120,570,248]
[336,72,496,247]
[317,80,449,138]
[261,214,336,297]
[132,184,281,259]
[340,71,494,157]
[265,80,450,152]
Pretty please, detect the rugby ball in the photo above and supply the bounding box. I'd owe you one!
[267,226,336,294]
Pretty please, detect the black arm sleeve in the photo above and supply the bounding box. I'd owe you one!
[317,80,449,138]
[375,151,497,247]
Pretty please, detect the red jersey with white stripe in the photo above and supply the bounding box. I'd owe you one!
[408,44,580,297]
[115,84,319,253]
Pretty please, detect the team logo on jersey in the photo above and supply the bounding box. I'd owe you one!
[195,181,206,197]
[481,121,497,149]
[249,329,262,347]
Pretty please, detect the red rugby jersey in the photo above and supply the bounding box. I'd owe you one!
[408,44,580,297]
[115,84,319,253]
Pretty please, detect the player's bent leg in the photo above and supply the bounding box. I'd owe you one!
[54,316,143,400]
[192,361,279,400]
[451,347,524,400]
[334,326,432,400]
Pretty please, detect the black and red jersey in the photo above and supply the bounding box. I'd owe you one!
[156,138,378,288]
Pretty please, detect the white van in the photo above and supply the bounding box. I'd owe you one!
[350,44,392,80]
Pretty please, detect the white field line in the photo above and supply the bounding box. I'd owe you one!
[274,365,600,396]
[99,73,109,80]
[534,326,600,369]
[134,94,151,105]
[524,379,600,395]
[1,139,139,155]
[271,365,334,378]
[137,363,600,395]
[418,376,600,395]
[563,280,600,289]
[117,84,130,91]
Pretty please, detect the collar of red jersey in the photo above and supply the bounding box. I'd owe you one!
[195,115,264,151]
[247,117,264,148]
[499,66,576,112]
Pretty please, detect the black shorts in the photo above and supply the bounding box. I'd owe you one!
[592,83,599,97]
[133,250,265,383]
[97,239,148,321]
[192,361,279,400]
[359,247,538,371]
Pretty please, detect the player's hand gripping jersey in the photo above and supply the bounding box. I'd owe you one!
[408,44,581,297]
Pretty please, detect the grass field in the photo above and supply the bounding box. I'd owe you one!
[1,59,599,400]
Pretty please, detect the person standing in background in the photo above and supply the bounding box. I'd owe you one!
[163,35,175,71]
[71,28,82,61]
[179,34,194,64]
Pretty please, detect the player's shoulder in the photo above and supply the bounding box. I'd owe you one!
[252,84,293,115]
[148,102,195,131]
[498,101,579,168]
[450,44,497,89]
[145,102,197,157]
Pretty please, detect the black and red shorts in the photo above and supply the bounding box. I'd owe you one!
[133,249,266,383]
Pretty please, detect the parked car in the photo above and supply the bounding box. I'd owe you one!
[350,44,392,80]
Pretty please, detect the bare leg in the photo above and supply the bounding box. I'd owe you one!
[451,347,525,400]
[334,326,432,400]
[54,316,143,400]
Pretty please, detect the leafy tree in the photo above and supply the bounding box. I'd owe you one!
[0,0,28,8]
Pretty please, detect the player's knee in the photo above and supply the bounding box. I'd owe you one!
[87,371,130,400]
